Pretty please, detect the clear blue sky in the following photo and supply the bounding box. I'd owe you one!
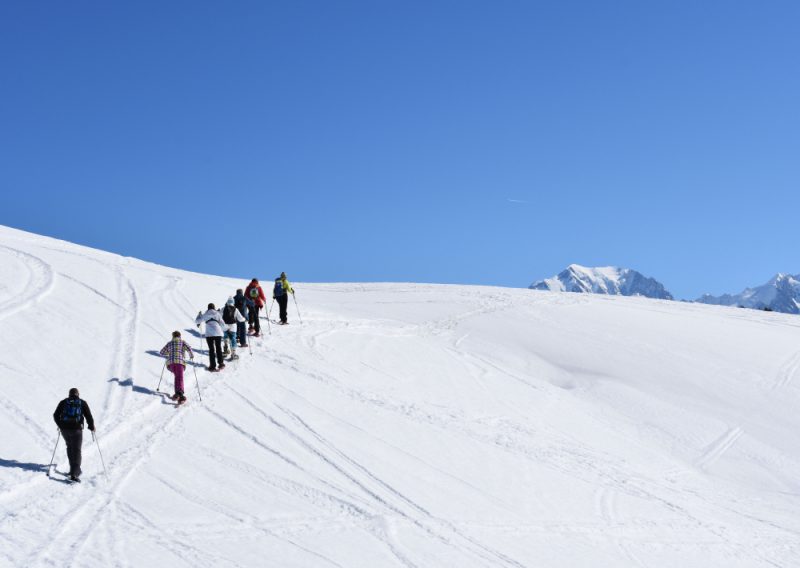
[1,1,798,299]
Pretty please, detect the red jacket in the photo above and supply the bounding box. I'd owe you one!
[245,282,266,308]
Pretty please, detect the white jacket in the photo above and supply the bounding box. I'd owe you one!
[195,309,226,337]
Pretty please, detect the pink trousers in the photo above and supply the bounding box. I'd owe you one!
[168,363,185,394]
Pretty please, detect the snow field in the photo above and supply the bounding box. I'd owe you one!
[1,224,800,567]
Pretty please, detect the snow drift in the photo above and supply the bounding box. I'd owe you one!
[1,225,799,567]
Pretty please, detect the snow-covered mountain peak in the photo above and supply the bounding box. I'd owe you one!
[530,264,674,300]
[697,272,800,313]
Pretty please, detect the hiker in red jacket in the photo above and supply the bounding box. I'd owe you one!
[244,278,266,337]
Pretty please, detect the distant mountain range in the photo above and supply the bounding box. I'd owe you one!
[696,273,800,314]
[531,265,800,315]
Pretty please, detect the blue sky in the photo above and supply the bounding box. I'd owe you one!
[1,1,798,299]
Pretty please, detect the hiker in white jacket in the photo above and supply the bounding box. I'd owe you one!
[220,297,247,361]
[195,304,226,372]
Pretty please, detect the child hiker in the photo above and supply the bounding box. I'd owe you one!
[159,330,195,403]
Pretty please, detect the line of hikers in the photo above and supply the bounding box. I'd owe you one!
[51,273,296,482]
[189,273,296,375]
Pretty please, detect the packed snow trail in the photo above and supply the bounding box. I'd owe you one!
[1,224,800,567]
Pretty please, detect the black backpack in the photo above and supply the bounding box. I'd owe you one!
[222,304,236,324]
[61,399,83,426]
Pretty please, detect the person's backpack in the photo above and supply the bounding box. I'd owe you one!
[222,304,236,324]
[61,399,83,426]
[249,287,259,299]
[274,280,285,297]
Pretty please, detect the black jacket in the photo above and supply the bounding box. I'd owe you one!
[234,291,248,317]
[53,397,95,430]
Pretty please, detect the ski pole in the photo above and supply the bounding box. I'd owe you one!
[92,430,109,482]
[293,293,303,325]
[264,308,272,336]
[47,428,60,477]
[193,360,203,402]
[248,337,252,356]
[268,299,274,320]
[156,360,167,392]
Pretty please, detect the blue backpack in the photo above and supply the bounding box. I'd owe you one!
[274,280,285,297]
[61,398,83,426]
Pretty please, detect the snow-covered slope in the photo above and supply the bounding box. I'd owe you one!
[530,264,674,300]
[697,273,800,314]
[2,226,800,568]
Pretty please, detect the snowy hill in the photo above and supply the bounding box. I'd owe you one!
[2,225,800,567]
[697,273,800,314]
[530,264,674,300]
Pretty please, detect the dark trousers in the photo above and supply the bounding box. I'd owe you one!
[237,321,248,346]
[251,305,261,334]
[61,428,83,477]
[206,336,224,369]
[277,295,289,323]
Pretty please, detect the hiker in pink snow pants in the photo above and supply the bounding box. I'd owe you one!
[159,331,194,403]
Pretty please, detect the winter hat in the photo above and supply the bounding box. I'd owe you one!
[227,297,235,306]
[280,272,286,279]
[69,388,79,398]
[208,303,215,310]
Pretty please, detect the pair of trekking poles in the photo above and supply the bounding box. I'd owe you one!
[47,428,108,482]
[267,294,303,325]
[156,357,203,402]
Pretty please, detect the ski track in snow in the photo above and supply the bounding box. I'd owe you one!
[223,383,525,567]
[261,336,797,566]
[0,245,56,322]
[773,350,800,391]
[694,426,745,472]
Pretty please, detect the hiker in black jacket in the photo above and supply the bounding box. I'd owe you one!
[53,388,95,482]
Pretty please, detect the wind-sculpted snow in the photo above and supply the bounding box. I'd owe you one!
[1,224,800,567]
